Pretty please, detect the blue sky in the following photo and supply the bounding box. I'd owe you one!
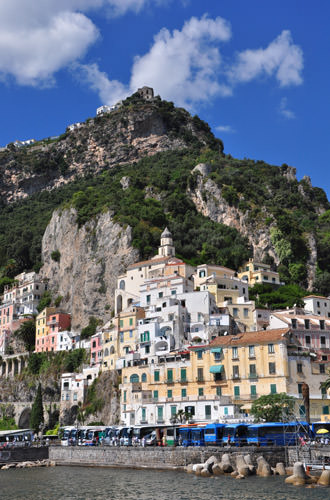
[0,1,329,198]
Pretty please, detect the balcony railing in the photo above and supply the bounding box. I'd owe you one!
[248,373,258,379]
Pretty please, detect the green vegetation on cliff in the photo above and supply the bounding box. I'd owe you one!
[0,95,328,291]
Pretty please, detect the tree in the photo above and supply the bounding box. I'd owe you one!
[30,383,44,432]
[37,291,52,313]
[171,409,192,424]
[251,393,296,422]
[320,370,330,392]
[14,318,36,351]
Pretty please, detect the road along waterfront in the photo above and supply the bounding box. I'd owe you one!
[1,466,330,500]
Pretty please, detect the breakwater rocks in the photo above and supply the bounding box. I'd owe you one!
[1,459,56,470]
[185,455,330,489]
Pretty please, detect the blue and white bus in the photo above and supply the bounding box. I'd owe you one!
[247,422,310,446]
[222,423,249,446]
[204,423,226,446]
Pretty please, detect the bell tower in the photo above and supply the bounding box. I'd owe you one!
[158,227,175,257]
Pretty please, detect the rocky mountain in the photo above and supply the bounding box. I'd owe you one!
[0,95,220,205]
[0,92,329,328]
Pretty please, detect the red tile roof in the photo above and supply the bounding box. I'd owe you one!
[209,328,290,347]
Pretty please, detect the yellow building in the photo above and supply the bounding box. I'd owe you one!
[238,258,282,286]
[102,306,145,371]
[35,307,56,352]
[119,328,297,425]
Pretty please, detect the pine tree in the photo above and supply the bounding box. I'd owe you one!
[30,383,44,433]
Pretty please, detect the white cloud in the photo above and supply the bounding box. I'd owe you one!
[0,0,163,86]
[229,30,303,87]
[74,63,129,104]
[279,97,295,119]
[215,125,235,133]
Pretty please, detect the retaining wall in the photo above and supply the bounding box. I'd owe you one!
[0,446,48,464]
[49,446,286,469]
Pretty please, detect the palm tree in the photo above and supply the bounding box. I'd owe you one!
[320,369,330,392]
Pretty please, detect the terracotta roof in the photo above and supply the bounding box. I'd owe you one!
[273,312,330,323]
[304,295,328,300]
[209,328,290,347]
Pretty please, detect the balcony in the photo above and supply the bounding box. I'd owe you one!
[196,377,205,383]
[166,397,174,402]
[198,395,206,400]
[248,373,258,379]
[232,374,240,380]
[179,378,187,383]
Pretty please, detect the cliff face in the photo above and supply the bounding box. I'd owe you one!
[188,167,318,288]
[40,209,139,330]
[0,100,214,204]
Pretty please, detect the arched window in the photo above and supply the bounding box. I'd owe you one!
[104,348,109,357]
[141,373,147,382]
[130,374,139,383]
[110,346,115,354]
[116,294,123,313]
[119,280,125,290]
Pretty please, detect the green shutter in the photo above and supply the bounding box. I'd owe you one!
[270,384,277,394]
[234,386,240,397]
[154,370,159,382]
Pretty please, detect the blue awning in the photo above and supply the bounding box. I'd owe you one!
[210,347,223,354]
[209,365,224,374]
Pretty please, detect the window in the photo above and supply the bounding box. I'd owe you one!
[154,370,160,382]
[216,386,222,397]
[205,405,211,419]
[171,290,176,295]
[158,292,163,298]
[322,406,329,415]
[299,405,306,416]
[153,390,159,401]
[123,391,127,403]
[197,350,203,360]
[181,388,187,398]
[198,388,204,396]
[181,368,187,382]
[129,318,133,326]
[320,320,325,330]
[157,406,164,421]
[167,389,172,398]
[141,408,146,421]
[141,373,147,383]
[171,405,177,417]
[243,308,249,318]
[321,336,326,345]
[199,270,206,278]
[269,362,276,375]
[233,308,238,317]
[291,319,297,329]
[305,335,311,345]
[167,369,173,382]
[270,384,277,394]
[232,346,238,359]
[197,368,204,382]
[214,351,221,361]
[120,320,123,327]
[304,319,310,329]
[249,345,255,358]
[249,364,257,377]
[233,365,240,379]
[321,387,327,396]
[268,343,275,354]
[297,363,303,374]
[146,295,151,304]
[320,364,325,374]
[140,331,150,342]
[234,386,240,397]
[298,383,303,394]
[250,385,257,396]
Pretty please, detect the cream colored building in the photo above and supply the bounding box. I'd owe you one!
[238,259,282,286]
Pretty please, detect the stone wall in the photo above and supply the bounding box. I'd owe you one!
[49,446,286,469]
[288,445,330,465]
[0,446,48,464]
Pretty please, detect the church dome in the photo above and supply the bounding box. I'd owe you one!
[161,227,172,238]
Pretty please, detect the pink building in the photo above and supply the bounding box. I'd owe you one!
[90,332,103,366]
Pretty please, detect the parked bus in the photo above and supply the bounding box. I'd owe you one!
[247,421,310,446]
[0,429,33,448]
[222,423,249,446]
[60,426,76,446]
[82,427,107,446]
[204,423,226,446]
[190,425,205,446]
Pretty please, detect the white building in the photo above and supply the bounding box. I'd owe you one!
[304,295,330,317]
[96,105,111,115]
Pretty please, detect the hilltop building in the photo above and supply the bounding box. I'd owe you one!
[238,258,283,287]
